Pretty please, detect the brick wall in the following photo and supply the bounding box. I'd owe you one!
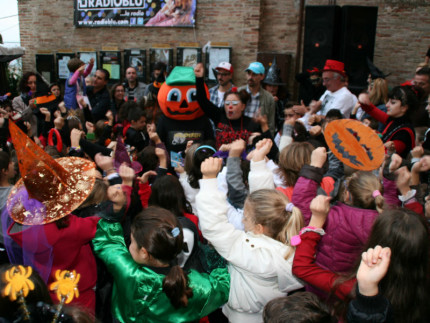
[18,0,262,87]
[18,0,430,95]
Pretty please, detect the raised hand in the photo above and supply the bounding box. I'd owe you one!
[95,153,114,173]
[229,139,246,158]
[395,166,412,195]
[292,101,308,116]
[201,157,223,179]
[119,163,135,186]
[310,147,327,168]
[356,246,391,296]
[194,63,205,78]
[388,153,402,173]
[308,195,331,228]
[155,147,167,168]
[136,170,157,184]
[252,138,273,162]
[70,128,84,148]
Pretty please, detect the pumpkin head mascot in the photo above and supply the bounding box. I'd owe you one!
[156,66,214,152]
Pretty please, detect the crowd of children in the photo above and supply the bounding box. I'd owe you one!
[0,53,429,323]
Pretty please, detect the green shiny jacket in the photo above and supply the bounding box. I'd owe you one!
[92,220,230,323]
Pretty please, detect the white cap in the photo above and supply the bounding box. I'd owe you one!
[215,62,233,73]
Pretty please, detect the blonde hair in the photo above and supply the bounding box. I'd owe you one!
[416,62,429,71]
[246,189,304,260]
[183,143,199,175]
[79,178,108,209]
[345,171,384,213]
[277,142,313,187]
[369,78,388,106]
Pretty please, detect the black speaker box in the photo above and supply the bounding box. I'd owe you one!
[339,6,378,90]
[302,5,341,72]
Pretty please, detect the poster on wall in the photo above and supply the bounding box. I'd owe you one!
[78,52,97,77]
[177,47,201,68]
[149,48,173,75]
[100,51,121,81]
[205,47,232,83]
[74,0,196,27]
[57,53,75,80]
[124,49,146,82]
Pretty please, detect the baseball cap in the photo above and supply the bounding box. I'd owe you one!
[245,62,265,75]
[216,62,233,74]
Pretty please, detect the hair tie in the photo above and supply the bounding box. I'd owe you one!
[290,235,301,246]
[171,227,180,238]
[372,190,381,198]
[231,86,238,93]
[285,203,294,212]
[194,145,217,156]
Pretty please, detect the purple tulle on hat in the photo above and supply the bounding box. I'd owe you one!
[8,187,46,225]
[2,206,53,283]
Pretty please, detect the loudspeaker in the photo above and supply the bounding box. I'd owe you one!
[302,5,341,72]
[339,6,378,90]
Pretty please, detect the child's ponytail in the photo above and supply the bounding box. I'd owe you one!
[162,265,194,308]
[131,207,194,308]
[277,205,304,260]
[247,190,304,260]
[346,171,385,213]
[373,192,385,214]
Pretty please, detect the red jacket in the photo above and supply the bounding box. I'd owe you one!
[8,215,100,312]
[292,231,356,300]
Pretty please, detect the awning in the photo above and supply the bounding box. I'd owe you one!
[0,44,25,63]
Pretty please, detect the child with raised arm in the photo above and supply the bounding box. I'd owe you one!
[196,157,303,323]
[292,194,429,322]
[92,165,230,323]
[64,57,94,110]
[292,146,388,274]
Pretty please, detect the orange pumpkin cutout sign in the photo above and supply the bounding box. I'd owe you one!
[324,119,385,171]
[158,66,209,121]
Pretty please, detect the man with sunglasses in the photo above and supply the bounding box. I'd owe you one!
[209,62,235,108]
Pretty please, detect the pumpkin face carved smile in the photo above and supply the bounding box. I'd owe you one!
[324,119,384,171]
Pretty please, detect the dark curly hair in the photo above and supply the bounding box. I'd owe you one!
[18,71,36,93]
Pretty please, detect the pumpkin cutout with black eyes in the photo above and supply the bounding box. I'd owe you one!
[324,119,385,171]
[158,66,209,121]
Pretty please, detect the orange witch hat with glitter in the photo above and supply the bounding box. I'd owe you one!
[7,121,96,225]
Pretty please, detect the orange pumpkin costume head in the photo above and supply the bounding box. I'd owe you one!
[158,66,209,121]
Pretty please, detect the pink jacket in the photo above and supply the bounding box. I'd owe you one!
[292,166,398,274]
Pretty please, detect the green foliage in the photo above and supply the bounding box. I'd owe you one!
[6,62,21,97]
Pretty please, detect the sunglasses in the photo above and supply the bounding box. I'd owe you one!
[225,100,240,106]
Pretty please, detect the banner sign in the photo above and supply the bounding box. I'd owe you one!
[74,0,196,27]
